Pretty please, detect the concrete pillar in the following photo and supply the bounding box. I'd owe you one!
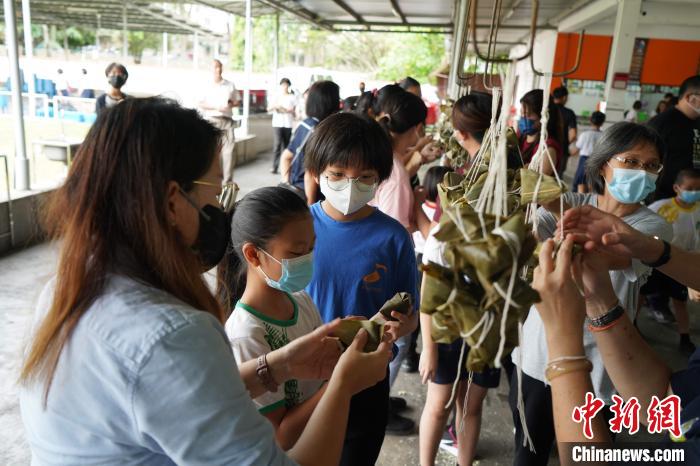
[95,13,101,60]
[273,13,279,83]
[122,2,128,61]
[193,32,199,69]
[162,32,168,67]
[3,0,30,190]
[447,0,469,99]
[242,0,253,136]
[21,0,36,117]
[603,0,641,122]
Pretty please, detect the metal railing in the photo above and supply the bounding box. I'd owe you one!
[0,154,14,248]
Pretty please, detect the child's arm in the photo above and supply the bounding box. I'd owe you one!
[264,383,328,451]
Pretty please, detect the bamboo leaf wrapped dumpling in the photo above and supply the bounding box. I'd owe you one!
[519,168,567,204]
[334,320,385,352]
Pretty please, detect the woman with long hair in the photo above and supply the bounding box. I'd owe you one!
[19,97,390,465]
[518,89,565,175]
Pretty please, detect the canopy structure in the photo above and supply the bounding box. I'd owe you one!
[0,0,225,38]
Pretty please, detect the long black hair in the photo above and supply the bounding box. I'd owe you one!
[377,89,427,137]
[354,84,404,118]
[216,186,310,312]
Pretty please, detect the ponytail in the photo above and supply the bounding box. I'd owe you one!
[215,187,310,312]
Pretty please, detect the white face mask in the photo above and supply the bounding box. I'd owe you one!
[320,176,377,215]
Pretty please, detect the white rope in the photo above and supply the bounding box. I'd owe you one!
[517,323,536,452]
[523,72,566,239]
[445,339,467,409]
[491,226,521,367]
[458,370,474,435]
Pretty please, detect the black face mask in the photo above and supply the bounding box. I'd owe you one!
[193,204,231,271]
[108,75,127,89]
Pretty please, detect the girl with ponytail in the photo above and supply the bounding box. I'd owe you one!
[218,186,328,451]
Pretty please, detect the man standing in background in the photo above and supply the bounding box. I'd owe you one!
[199,59,239,184]
[268,78,296,174]
[552,86,577,174]
[648,75,700,200]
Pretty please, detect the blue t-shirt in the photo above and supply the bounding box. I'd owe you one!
[307,202,418,323]
[288,117,319,189]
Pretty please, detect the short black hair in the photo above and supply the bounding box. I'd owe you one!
[399,76,421,91]
[105,62,128,78]
[590,111,606,127]
[633,100,642,110]
[552,86,569,99]
[342,96,359,112]
[280,77,291,86]
[585,122,665,194]
[305,80,340,121]
[675,168,700,185]
[304,112,394,182]
[423,166,453,202]
[664,92,675,100]
[679,75,700,99]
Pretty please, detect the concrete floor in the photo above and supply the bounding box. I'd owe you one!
[0,150,697,466]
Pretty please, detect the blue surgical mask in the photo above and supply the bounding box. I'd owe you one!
[258,249,314,293]
[518,117,538,136]
[605,167,658,204]
[679,190,700,204]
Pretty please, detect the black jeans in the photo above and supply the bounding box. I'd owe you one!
[509,369,615,466]
[272,127,292,172]
[340,374,389,466]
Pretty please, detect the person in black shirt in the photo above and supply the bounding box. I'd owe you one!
[648,75,700,200]
[552,86,578,174]
[95,63,129,115]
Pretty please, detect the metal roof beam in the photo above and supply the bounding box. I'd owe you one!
[331,0,367,28]
[132,4,222,37]
[389,0,407,24]
[255,0,333,31]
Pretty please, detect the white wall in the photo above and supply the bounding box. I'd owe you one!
[509,30,558,113]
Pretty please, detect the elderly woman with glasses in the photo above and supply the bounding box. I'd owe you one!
[508,122,674,465]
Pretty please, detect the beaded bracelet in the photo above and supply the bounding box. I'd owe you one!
[545,358,593,383]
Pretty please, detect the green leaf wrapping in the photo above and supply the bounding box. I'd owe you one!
[519,168,566,204]
[334,320,385,352]
[378,292,413,320]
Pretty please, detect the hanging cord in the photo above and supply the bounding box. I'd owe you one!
[458,370,475,435]
[516,323,536,452]
[524,72,566,239]
[445,339,468,409]
[491,226,522,367]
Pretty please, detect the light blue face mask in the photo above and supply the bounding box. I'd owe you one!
[605,167,658,204]
[258,249,314,293]
[679,190,700,204]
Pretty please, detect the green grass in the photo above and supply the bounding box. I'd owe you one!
[0,117,91,193]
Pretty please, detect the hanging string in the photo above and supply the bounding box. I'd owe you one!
[445,339,468,409]
[517,323,536,452]
[458,370,475,435]
[491,226,522,367]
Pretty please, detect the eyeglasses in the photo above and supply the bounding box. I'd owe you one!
[610,156,663,174]
[193,180,239,213]
[323,173,377,192]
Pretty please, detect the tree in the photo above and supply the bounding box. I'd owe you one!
[128,31,160,64]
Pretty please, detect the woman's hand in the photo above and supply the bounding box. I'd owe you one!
[419,344,438,384]
[331,329,392,396]
[532,236,586,358]
[383,310,419,342]
[281,319,343,381]
[578,247,619,319]
[420,141,442,163]
[689,288,700,302]
[560,206,662,263]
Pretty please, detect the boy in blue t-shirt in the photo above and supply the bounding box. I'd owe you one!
[303,112,419,465]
